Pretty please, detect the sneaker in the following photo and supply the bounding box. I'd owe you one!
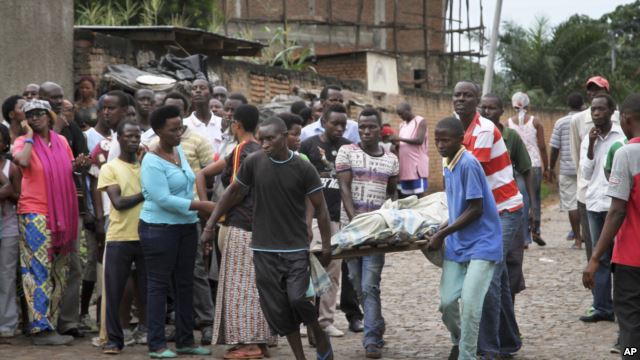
[79,314,99,333]
[365,344,382,359]
[610,342,621,354]
[133,324,148,345]
[123,329,135,346]
[91,336,105,347]
[322,324,344,337]
[532,233,546,246]
[32,331,74,346]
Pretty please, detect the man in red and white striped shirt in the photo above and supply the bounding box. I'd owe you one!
[452,81,525,358]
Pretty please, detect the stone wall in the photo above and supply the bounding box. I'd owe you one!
[0,0,74,102]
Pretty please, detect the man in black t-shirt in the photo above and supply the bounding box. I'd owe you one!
[300,104,351,337]
[204,116,335,360]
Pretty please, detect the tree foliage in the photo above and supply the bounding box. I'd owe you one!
[497,1,640,107]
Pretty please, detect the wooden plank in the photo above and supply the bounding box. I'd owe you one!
[312,239,430,259]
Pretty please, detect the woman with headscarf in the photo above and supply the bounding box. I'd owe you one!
[13,99,87,345]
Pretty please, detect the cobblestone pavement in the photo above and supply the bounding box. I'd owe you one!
[0,198,620,359]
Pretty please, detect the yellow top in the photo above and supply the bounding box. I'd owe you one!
[97,158,143,242]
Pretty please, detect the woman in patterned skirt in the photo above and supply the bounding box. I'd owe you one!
[12,100,86,345]
[199,104,275,359]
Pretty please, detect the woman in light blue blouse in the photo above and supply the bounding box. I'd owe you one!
[139,105,214,359]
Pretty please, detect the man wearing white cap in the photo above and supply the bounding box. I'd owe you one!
[507,92,548,246]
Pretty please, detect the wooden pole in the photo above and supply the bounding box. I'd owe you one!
[222,0,228,35]
[422,0,429,89]
[355,0,364,50]
[327,0,333,52]
[393,0,399,54]
[282,0,288,44]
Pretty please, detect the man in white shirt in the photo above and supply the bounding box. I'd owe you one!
[300,85,360,144]
[569,76,620,262]
[578,93,625,323]
[184,79,223,153]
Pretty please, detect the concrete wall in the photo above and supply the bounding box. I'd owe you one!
[0,0,74,102]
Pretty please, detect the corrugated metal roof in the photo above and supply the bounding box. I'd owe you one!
[75,25,264,57]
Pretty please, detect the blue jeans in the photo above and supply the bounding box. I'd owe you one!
[531,167,542,235]
[440,260,496,360]
[478,209,523,358]
[587,211,614,316]
[347,254,385,348]
[139,221,198,352]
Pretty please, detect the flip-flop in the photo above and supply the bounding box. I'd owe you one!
[149,349,177,359]
[317,346,334,360]
[223,348,264,359]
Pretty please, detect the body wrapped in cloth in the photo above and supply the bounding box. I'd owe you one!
[331,192,448,265]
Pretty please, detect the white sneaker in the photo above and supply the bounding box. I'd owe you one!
[123,329,135,346]
[300,324,307,337]
[91,336,105,347]
[322,324,344,337]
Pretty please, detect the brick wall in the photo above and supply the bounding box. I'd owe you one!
[213,59,566,192]
[73,31,564,193]
[225,0,445,55]
[313,53,368,81]
[74,29,134,93]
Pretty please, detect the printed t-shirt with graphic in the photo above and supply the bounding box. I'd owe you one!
[443,147,503,263]
[462,113,523,212]
[97,158,143,241]
[221,141,261,232]
[607,138,640,268]
[300,135,351,221]
[335,144,400,215]
[235,150,323,251]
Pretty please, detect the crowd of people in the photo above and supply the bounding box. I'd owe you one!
[0,73,637,360]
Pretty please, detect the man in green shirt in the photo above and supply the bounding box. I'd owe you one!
[480,94,535,302]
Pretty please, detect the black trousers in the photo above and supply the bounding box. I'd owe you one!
[341,260,364,321]
[104,241,147,349]
[613,264,640,359]
[253,250,316,336]
[139,221,198,352]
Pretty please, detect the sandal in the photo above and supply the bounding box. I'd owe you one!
[317,345,334,360]
[223,347,264,359]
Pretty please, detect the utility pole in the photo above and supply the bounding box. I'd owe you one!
[482,0,502,95]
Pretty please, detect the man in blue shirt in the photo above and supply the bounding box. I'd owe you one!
[428,117,502,360]
[300,85,360,144]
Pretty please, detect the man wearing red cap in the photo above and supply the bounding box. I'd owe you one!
[569,76,620,318]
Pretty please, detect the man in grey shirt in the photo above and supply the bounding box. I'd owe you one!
[549,92,584,250]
